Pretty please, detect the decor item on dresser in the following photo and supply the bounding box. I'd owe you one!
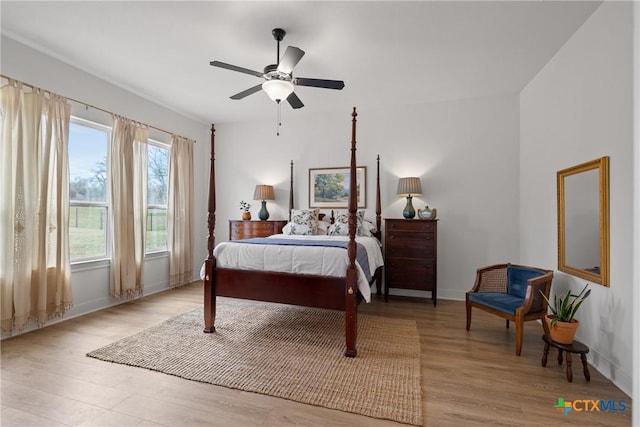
[239,200,251,220]
[202,109,385,357]
[396,177,422,219]
[309,166,366,209]
[466,263,554,356]
[417,205,437,220]
[541,283,590,344]
[253,184,275,220]
[229,220,287,241]
[384,218,438,306]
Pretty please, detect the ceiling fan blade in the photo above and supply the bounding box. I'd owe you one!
[277,47,305,74]
[287,92,304,109]
[293,78,345,90]
[230,84,263,100]
[210,60,264,78]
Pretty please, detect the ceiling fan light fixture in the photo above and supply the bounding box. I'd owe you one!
[262,79,294,102]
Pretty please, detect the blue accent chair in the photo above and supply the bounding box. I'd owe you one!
[466,263,554,356]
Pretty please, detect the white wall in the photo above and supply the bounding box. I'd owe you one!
[4,34,523,332]
[215,94,521,301]
[633,3,640,423]
[520,2,633,396]
[1,36,211,335]
[6,9,634,402]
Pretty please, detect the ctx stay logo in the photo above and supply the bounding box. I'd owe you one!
[554,397,627,415]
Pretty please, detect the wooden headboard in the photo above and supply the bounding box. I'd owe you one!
[286,155,382,241]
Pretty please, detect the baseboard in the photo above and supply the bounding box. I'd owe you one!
[1,281,172,341]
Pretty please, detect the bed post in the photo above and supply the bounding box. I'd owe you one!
[345,107,358,357]
[376,154,381,239]
[375,154,383,294]
[203,124,217,333]
[289,160,294,221]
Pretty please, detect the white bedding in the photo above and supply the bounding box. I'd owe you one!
[208,234,384,302]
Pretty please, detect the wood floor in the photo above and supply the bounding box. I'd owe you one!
[1,282,632,426]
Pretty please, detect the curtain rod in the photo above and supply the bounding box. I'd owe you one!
[1,74,195,143]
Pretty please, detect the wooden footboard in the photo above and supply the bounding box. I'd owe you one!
[216,269,348,310]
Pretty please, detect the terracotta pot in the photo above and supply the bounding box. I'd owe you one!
[242,211,251,220]
[544,314,579,344]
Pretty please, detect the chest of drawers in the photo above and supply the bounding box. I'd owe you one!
[384,218,438,305]
[228,220,287,241]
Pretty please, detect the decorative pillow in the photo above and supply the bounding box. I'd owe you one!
[330,210,374,236]
[360,220,377,237]
[334,210,365,226]
[327,222,348,236]
[281,222,294,235]
[316,220,331,235]
[282,209,318,235]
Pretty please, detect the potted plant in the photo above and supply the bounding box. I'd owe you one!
[239,201,252,220]
[540,283,591,344]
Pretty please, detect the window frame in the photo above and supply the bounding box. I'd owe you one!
[68,118,173,262]
[146,139,170,254]
[68,117,112,263]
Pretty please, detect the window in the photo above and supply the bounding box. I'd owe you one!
[68,118,170,260]
[146,142,169,252]
[68,119,110,261]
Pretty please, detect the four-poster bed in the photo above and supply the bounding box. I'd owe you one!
[202,108,382,357]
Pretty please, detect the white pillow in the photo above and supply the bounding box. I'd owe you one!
[360,220,377,237]
[331,210,376,236]
[283,209,318,235]
[316,220,331,235]
[327,222,349,236]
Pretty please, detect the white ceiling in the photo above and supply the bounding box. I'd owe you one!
[1,1,601,125]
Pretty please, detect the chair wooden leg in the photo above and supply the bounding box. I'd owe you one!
[506,320,509,329]
[515,321,523,356]
[465,300,472,331]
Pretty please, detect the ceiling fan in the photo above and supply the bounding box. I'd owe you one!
[209,28,345,109]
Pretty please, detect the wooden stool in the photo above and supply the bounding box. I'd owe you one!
[541,334,590,382]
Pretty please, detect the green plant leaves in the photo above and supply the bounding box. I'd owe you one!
[540,283,590,325]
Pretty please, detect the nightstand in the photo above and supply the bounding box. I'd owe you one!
[384,218,438,305]
[228,220,287,241]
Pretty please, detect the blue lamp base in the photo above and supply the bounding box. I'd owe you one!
[259,200,270,220]
[402,196,415,219]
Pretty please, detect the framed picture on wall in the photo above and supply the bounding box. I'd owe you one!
[309,166,366,208]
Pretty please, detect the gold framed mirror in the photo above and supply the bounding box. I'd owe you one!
[557,156,609,286]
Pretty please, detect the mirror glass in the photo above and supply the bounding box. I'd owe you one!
[557,156,609,286]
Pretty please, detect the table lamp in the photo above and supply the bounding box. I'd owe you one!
[253,185,275,220]
[397,177,422,219]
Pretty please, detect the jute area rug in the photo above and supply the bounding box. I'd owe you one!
[87,298,423,426]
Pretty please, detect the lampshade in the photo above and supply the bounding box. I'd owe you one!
[262,80,294,102]
[253,185,275,201]
[396,177,423,197]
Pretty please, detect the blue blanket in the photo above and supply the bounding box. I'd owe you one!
[234,238,373,282]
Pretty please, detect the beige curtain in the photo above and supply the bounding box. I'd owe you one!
[167,135,194,287]
[0,80,72,334]
[109,115,148,298]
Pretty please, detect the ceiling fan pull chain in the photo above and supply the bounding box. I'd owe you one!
[276,101,282,136]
